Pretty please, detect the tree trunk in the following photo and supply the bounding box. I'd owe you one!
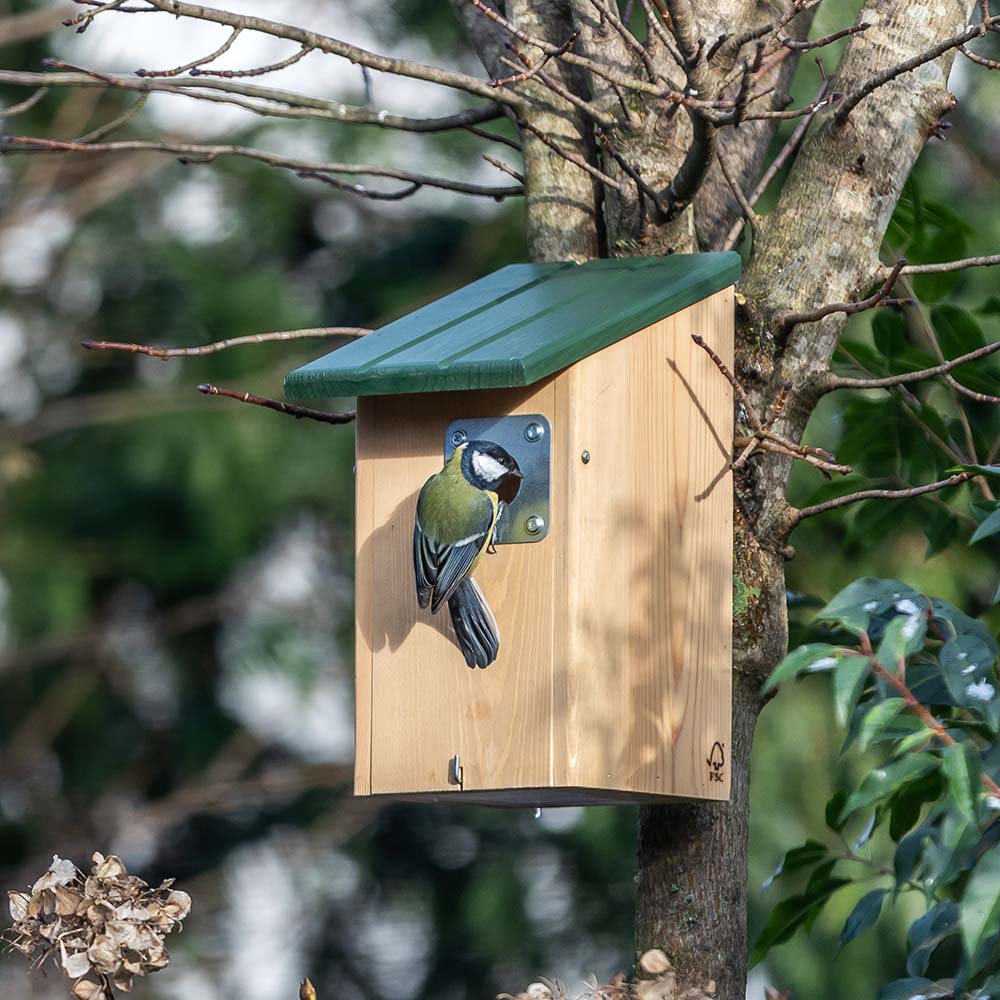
[457,1,972,996]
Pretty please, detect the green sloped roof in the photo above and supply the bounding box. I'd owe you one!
[284,252,740,399]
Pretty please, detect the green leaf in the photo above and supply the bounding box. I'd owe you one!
[838,888,888,951]
[763,644,856,694]
[961,841,1000,968]
[834,655,872,728]
[895,825,931,883]
[749,873,849,966]
[931,600,998,653]
[816,579,918,636]
[857,699,907,753]
[889,770,943,841]
[948,463,1000,481]
[826,790,848,832]
[971,506,1000,544]
[877,978,951,1000]
[941,741,981,827]
[932,304,985,356]
[762,839,830,894]
[906,901,959,977]
[840,753,940,823]
[876,610,927,670]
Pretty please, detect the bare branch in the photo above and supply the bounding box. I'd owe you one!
[791,473,973,524]
[777,22,870,52]
[636,0,684,68]
[959,43,1000,70]
[0,66,505,133]
[721,78,829,251]
[835,15,998,123]
[132,0,522,107]
[889,254,1000,276]
[81,327,369,360]
[462,123,522,151]
[190,46,315,80]
[74,93,148,143]
[516,118,624,191]
[945,373,1000,405]
[196,384,356,425]
[820,339,1000,393]
[490,30,580,88]
[781,258,906,330]
[483,153,525,183]
[135,26,243,78]
[0,136,523,200]
[717,148,759,232]
[0,87,50,118]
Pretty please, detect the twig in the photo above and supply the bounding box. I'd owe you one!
[81,326,369,360]
[717,147,759,230]
[636,0,685,67]
[74,93,148,143]
[835,15,999,123]
[777,22,870,51]
[482,154,524,183]
[0,87,49,118]
[819,339,1000,392]
[516,119,623,191]
[596,129,668,213]
[959,44,1000,70]
[870,657,1000,797]
[296,171,423,201]
[191,45,315,80]
[781,258,906,330]
[0,136,524,200]
[134,0,523,106]
[888,254,1000,276]
[945,374,1000,405]
[462,123,522,151]
[62,0,129,32]
[491,30,579,88]
[791,473,972,524]
[2,64,505,132]
[721,77,829,251]
[136,26,242,77]
[196,384,356,424]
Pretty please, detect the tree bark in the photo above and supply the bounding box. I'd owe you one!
[455,1,973,996]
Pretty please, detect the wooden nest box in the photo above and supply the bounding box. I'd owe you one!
[285,253,739,806]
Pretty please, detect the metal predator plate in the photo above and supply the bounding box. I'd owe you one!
[443,414,551,544]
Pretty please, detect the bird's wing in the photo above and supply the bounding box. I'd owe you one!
[414,492,496,614]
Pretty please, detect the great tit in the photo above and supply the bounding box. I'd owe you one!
[413,439,523,668]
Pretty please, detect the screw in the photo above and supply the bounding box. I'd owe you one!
[524,422,544,443]
[450,429,467,447]
[525,514,545,535]
[581,450,591,464]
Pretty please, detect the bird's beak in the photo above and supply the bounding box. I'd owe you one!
[511,467,523,479]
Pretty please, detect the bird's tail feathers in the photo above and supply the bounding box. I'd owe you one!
[448,578,500,668]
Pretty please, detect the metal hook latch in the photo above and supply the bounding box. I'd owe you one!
[448,754,464,788]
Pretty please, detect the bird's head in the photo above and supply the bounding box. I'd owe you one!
[461,440,523,501]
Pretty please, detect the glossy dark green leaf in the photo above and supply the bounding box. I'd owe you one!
[763,643,856,693]
[941,742,981,827]
[895,825,932,883]
[890,771,943,842]
[826,790,849,832]
[971,506,1000,544]
[907,901,959,977]
[834,655,873,728]
[876,610,927,670]
[961,842,1000,968]
[840,753,939,823]
[762,839,830,894]
[839,888,888,951]
[749,872,849,966]
[931,599,999,653]
[932,305,985,360]
[877,977,951,1000]
[857,698,907,753]
[816,579,918,636]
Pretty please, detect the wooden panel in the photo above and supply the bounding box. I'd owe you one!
[357,384,558,795]
[554,288,734,799]
[285,254,741,399]
[354,396,377,795]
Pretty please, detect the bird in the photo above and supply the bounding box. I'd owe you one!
[413,439,523,668]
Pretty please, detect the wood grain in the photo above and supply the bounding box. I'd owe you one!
[353,287,734,804]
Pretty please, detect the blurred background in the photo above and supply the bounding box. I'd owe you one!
[2,2,1000,998]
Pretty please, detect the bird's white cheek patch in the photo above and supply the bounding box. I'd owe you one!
[472,452,507,482]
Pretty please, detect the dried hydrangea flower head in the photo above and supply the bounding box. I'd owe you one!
[5,852,191,1000]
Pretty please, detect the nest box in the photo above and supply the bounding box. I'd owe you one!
[285,253,740,806]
